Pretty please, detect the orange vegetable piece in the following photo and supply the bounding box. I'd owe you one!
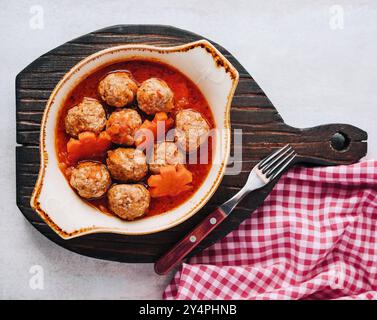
[67,131,112,163]
[148,165,193,198]
[135,120,156,147]
[154,112,168,122]
[135,112,174,147]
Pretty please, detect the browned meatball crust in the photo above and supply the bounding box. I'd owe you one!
[106,108,142,145]
[175,109,210,153]
[136,78,174,115]
[98,72,138,107]
[108,184,150,220]
[64,97,106,137]
[149,142,185,174]
[106,148,147,182]
[69,162,111,199]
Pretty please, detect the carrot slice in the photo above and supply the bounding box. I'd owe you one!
[135,112,174,147]
[154,112,168,122]
[148,165,193,198]
[135,120,156,147]
[67,131,112,164]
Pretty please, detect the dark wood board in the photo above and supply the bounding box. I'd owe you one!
[16,25,367,263]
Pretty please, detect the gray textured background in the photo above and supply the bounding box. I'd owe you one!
[1,0,376,299]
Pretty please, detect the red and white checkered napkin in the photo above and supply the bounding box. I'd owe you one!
[163,160,377,300]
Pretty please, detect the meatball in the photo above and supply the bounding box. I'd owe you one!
[106,148,147,182]
[108,184,150,220]
[98,72,138,107]
[69,162,111,199]
[137,78,174,115]
[149,142,185,174]
[106,109,142,145]
[175,109,210,152]
[64,97,106,137]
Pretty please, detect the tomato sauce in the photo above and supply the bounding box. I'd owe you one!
[56,59,215,218]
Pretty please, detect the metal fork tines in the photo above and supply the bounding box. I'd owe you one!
[220,144,297,215]
[257,144,297,181]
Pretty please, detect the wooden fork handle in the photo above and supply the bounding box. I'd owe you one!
[154,208,228,275]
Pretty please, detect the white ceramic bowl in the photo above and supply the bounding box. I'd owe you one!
[31,40,239,239]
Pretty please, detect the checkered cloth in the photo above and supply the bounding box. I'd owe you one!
[163,160,377,300]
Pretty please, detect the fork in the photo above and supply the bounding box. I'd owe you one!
[154,144,297,275]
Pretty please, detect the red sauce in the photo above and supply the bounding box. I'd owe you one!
[56,59,215,218]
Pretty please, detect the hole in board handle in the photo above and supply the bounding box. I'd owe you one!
[330,132,350,151]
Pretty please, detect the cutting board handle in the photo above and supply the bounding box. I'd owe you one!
[288,123,367,166]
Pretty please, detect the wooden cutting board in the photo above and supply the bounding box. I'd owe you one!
[16,25,367,263]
